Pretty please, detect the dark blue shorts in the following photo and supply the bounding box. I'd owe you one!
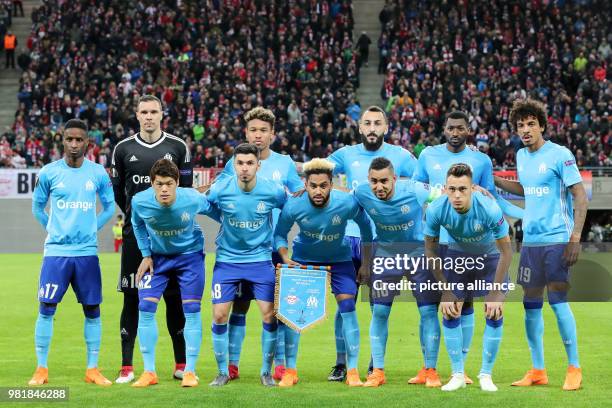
[444,250,505,299]
[518,244,569,288]
[138,251,205,302]
[301,261,357,296]
[344,236,362,272]
[212,261,275,304]
[233,252,282,302]
[370,255,440,304]
[38,256,102,305]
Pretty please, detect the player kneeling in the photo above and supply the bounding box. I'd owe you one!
[273,159,373,387]
[130,159,218,387]
[424,164,512,392]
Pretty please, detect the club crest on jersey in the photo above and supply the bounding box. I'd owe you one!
[538,163,547,173]
[181,212,190,222]
[55,181,65,189]
[332,215,342,225]
[400,205,410,214]
[129,155,138,162]
[164,153,173,161]
[85,180,95,191]
[272,170,282,181]
[302,216,310,224]
[226,202,235,209]
[351,160,361,167]
[256,201,266,213]
[148,217,157,224]
[369,208,377,215]
[473,223,483,232]
[445,224,452,229]
[433,163,442,170]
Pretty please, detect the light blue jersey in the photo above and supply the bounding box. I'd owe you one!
[274,190,373,263]
[329,142,416,237]
[517,141,582,243]
[207,175,287,262]
[217,151,303,232]
[354,180,436,256]
[413,143,523,241]
[131,187,215,257]
[424,192,509,254]
[32,159,115,257]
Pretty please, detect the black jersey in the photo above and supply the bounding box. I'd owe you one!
[111,131,193,232]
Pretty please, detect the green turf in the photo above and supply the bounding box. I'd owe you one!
[0,253,611,407]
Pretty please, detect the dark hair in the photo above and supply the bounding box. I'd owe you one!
[360,105,388,124]
[447,163,472,179]
[137,94,163,110]
[64,118,88,132]
[150,159,179,182]
[509,98,547,132]
[369,157,394,172]
[445,110,469,126]
[233,143,260,160]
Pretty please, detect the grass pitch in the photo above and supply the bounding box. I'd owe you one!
[0,253,611,407]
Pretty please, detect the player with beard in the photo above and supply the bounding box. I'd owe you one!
[111,95,193,383]
[326,106,416,380]
[273,159,373,387]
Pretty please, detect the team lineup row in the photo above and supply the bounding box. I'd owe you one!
[27,97,587,393]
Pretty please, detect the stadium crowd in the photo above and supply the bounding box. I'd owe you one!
[0,0,610,169]
[1,0,358,168]
[379,0,610,167]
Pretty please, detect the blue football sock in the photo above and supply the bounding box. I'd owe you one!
[228,313,246,366]
[34,313,54,368]
[212,323,229,375]
[418,304,440,369]
[550,302,580,367]
[183,312,202,373]
[284,326,300,369]
[480,318,503,375]
[261,322,278,375]
[138,311,158,372]
[334,309,346,365]
[524,300,545,369]
[274,322,286,366]
[84,317,101,369]
[442,317,463,374]
[370,304,391,369]
[338,298,360,371]
[460,307,475,362]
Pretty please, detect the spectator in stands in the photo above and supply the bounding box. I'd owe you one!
[379,0,610,167]
[6,1,359,169]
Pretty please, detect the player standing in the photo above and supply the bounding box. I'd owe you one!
[29,119,115,386]
[326,106,416,380]
[215,107,303,381]
[129,159,217,388]
[424,164,513,392]
[206,143,287,387]
[495,99,587,391]
[111,95,193,383]
[353,157,441,387]
[411,110,523,385]
[273,158,373,387]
